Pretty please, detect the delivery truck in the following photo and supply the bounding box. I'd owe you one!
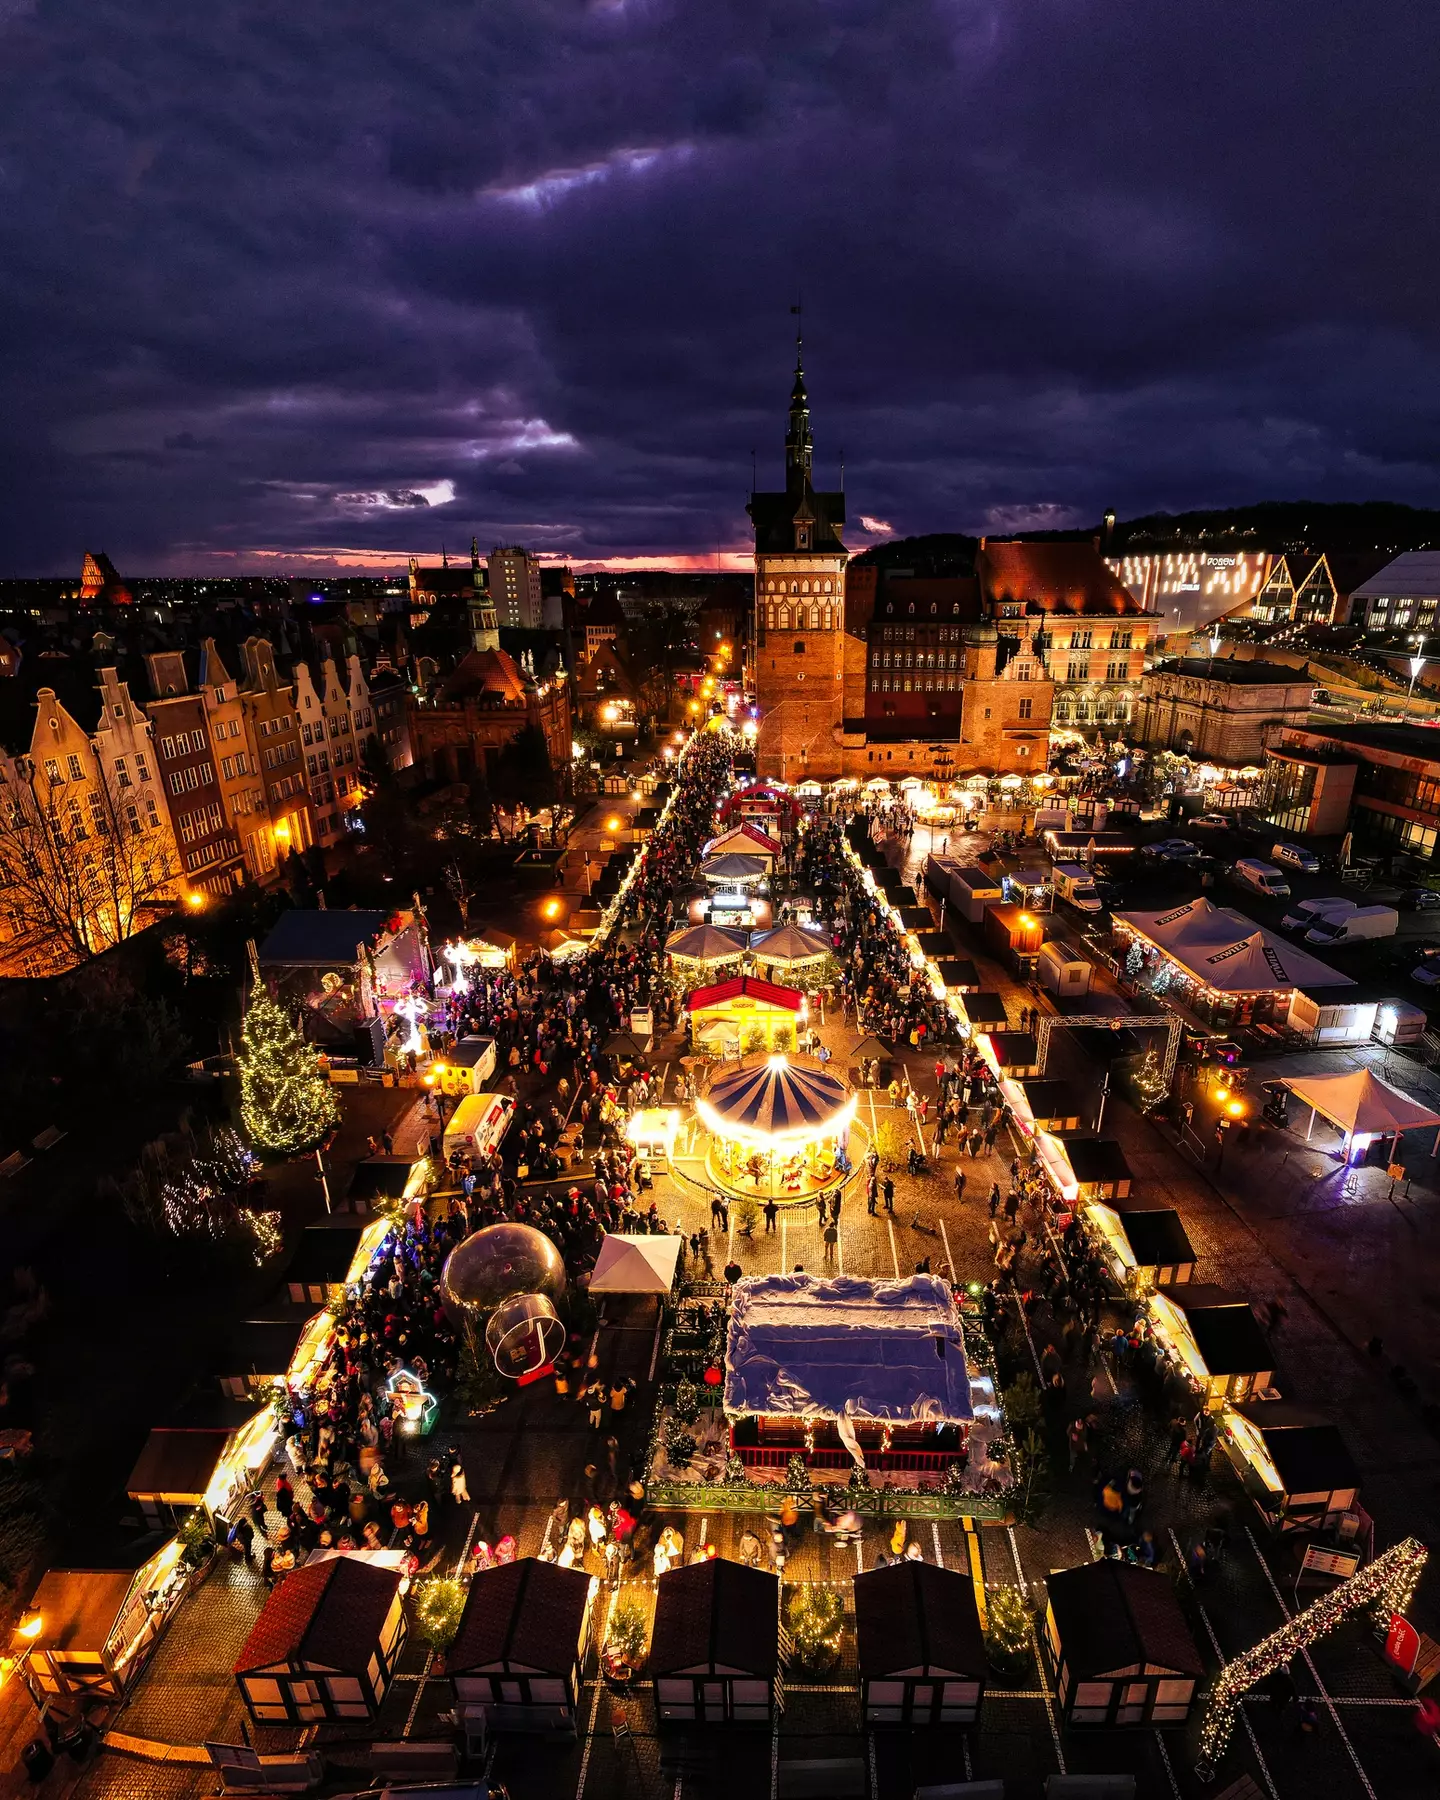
[1303,904,1398,946]
[1051,863,1103,913]
[1281,896,1356,932]
[442,1092,516,1163]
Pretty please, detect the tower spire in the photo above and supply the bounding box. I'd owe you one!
[785,304,813,491]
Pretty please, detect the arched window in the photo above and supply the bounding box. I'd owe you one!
[767,579,776,593]
[930,603,938,616]
[767,605,775,630]
[779,605,790,629]
[790,581,799,595]
[907,603,915,616]
[810,604,820,629]
[823,578,832,594]
[823,605,832,630]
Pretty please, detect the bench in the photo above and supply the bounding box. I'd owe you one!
[778,1757,868,1798]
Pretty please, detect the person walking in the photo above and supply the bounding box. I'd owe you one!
[822,1220,838,1263]
[953,1168,966,1204]
[988,1182,1001,1219]
[763,1198,778,1234]
[881,1175,895,1215]
[450,1456,470,1506]
[867,1177,878,1216]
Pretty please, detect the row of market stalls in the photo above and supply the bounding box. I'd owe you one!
[10,1210,406,1707]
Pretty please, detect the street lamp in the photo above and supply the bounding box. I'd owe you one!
[1407,651,1427,717]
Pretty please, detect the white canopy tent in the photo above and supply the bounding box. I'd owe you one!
[1115,897,1353,996]
[1279,1069,1440,1159]
[589,1233,684,1294]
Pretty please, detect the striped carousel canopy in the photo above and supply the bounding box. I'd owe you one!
[665,923,749,962]
[698,1056,855,1147]
[749,924,831,965]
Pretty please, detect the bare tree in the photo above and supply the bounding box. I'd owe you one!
[0,759,176,968]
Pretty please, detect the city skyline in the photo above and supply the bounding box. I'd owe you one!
[2,4,1439,575]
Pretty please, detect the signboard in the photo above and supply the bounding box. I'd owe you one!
[1299,1545,1360,1581]
[1385,1612,1422,1677]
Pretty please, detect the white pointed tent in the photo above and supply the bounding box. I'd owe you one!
[589,1233,684,1294]
[1279,1068,1440,1159]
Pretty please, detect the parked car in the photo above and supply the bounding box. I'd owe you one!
[1399,888,1440,911]
[1411,949,1440,987]
[1143,838,1201,861]
[1190,813,1233,832]
[1271,842,1321,874]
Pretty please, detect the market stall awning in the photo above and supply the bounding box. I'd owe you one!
[705,824,781,860]
[686,975,803,1015]
[749,924,831,964]
[699,853,769,884]
[723,1272,973,1424]
[1278,1068,1440,1138]
[699,1056,854,1144]
[1115,897,1352,994]
[589,1233,683,1294]
[665,923,749,962]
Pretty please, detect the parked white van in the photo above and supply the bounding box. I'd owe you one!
[442,1091,516,1163]
[1271,842,1321,874]
[1281,896,1356,932]
[1232,859,1291,899]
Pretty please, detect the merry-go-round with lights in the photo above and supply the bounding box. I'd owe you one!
[694,1053,863,1204]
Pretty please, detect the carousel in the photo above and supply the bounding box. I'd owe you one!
[695,1053,859,1203]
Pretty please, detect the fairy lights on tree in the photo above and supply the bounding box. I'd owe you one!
[787,1584,844,1674]
[1132,1045,1170,1113]
[238,988,339,1156]
[983,1583,1032,1677]
[1196,1536,1427,1773]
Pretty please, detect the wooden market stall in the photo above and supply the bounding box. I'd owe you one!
[988,1032,1040,1079]
[1061,1138,1133,1201]
[125,1408,276,1531]
[14,1544,200,1703]
[650,1559,779,1724]
[446,1559,596,1735]
[1044,1562,1204,1727]
[234,1555,407,1724]
[959,992,1009,1034]
[283,1217,392,1306]
[1152,1285,1275,1408]
[1084,1202,1195,1297]
[687,976,805,1054]
[855,1562,986,1726]
[1221,1402,1361,1535]
[1016,1081,1084,1132]
[216,1313,334,1401]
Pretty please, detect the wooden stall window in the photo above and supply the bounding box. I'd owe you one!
[941,1680,981,1721]
[733,1678,769,1719]
[1070,1680,1113,1722]
[1118,1680,1149,1723]
[1151,1678,1194,1721]
[530,1678,566,1703]
[866,1679,904,1722]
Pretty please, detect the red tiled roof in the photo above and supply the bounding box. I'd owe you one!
[448,1559,591,1674]
[234,1556,401,1675]
[978,542,1147,617]
[436,649,528,705]
[686,976,804,1013]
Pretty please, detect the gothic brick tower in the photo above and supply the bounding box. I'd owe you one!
[747,342,847,781]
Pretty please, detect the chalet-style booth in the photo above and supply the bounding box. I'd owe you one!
[854,1562,986,1726]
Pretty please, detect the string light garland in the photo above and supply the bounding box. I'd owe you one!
[238,988,340,1155]
[787,1583,844,1673]
[1196,1536,1427,1773]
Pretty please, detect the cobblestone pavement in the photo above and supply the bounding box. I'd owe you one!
[10,817,1440,1799]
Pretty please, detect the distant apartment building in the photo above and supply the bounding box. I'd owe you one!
[488,546,544,631]
[197,640,272,884]
[369,667,413,772]
[294,655,377,845]
[144,652,246,894]
[238,638,315,864]
[0,674,177,976]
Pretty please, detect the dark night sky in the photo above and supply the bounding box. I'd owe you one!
[2,0,1438,574]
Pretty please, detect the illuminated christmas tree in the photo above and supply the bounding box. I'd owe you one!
[1132,1046,1170,1113]
[983,1583,1032,1676]
[787,1584,844,1673]
[238,989,339,1156]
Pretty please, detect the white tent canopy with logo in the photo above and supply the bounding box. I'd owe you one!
[1279,1069,1440,1157]
[589,1233,684,1294]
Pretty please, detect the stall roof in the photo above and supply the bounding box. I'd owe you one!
[1046,1562,1204,1679]
[1115,897,1351,995]
[126,1427,231,1503]
[448,1559,591,1675]
[649,1559,779,1678]
[963,992,1009,1027]
[699,853,769,882]
[750,924,832,963]
[935,958,980,991]
[18,1570,135,1656]
[284,1223,368,1287]
[258,909,394,968]
[897,907,932,931]
[686,976,804,1014]
[1062,1138,1133,1184]
[914,931,951,958]
[221,1319,310,1378]
[1017,1080,1083,1121]
[589,1233,683,1294]
[1234,1404,1360,1495]
[990,1031,1038,1067]
[346,1156,418,1202]
[724,1273,972,1425]
[235,1555,401,1675]
[854,1562,985,1678]
[666,923,750,961]
[1117,1209,1194,1268]
[1158,1286,1272,1376]
[1278,1068,1440,1137]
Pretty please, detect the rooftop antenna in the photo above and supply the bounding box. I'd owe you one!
[790,297,803,362]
